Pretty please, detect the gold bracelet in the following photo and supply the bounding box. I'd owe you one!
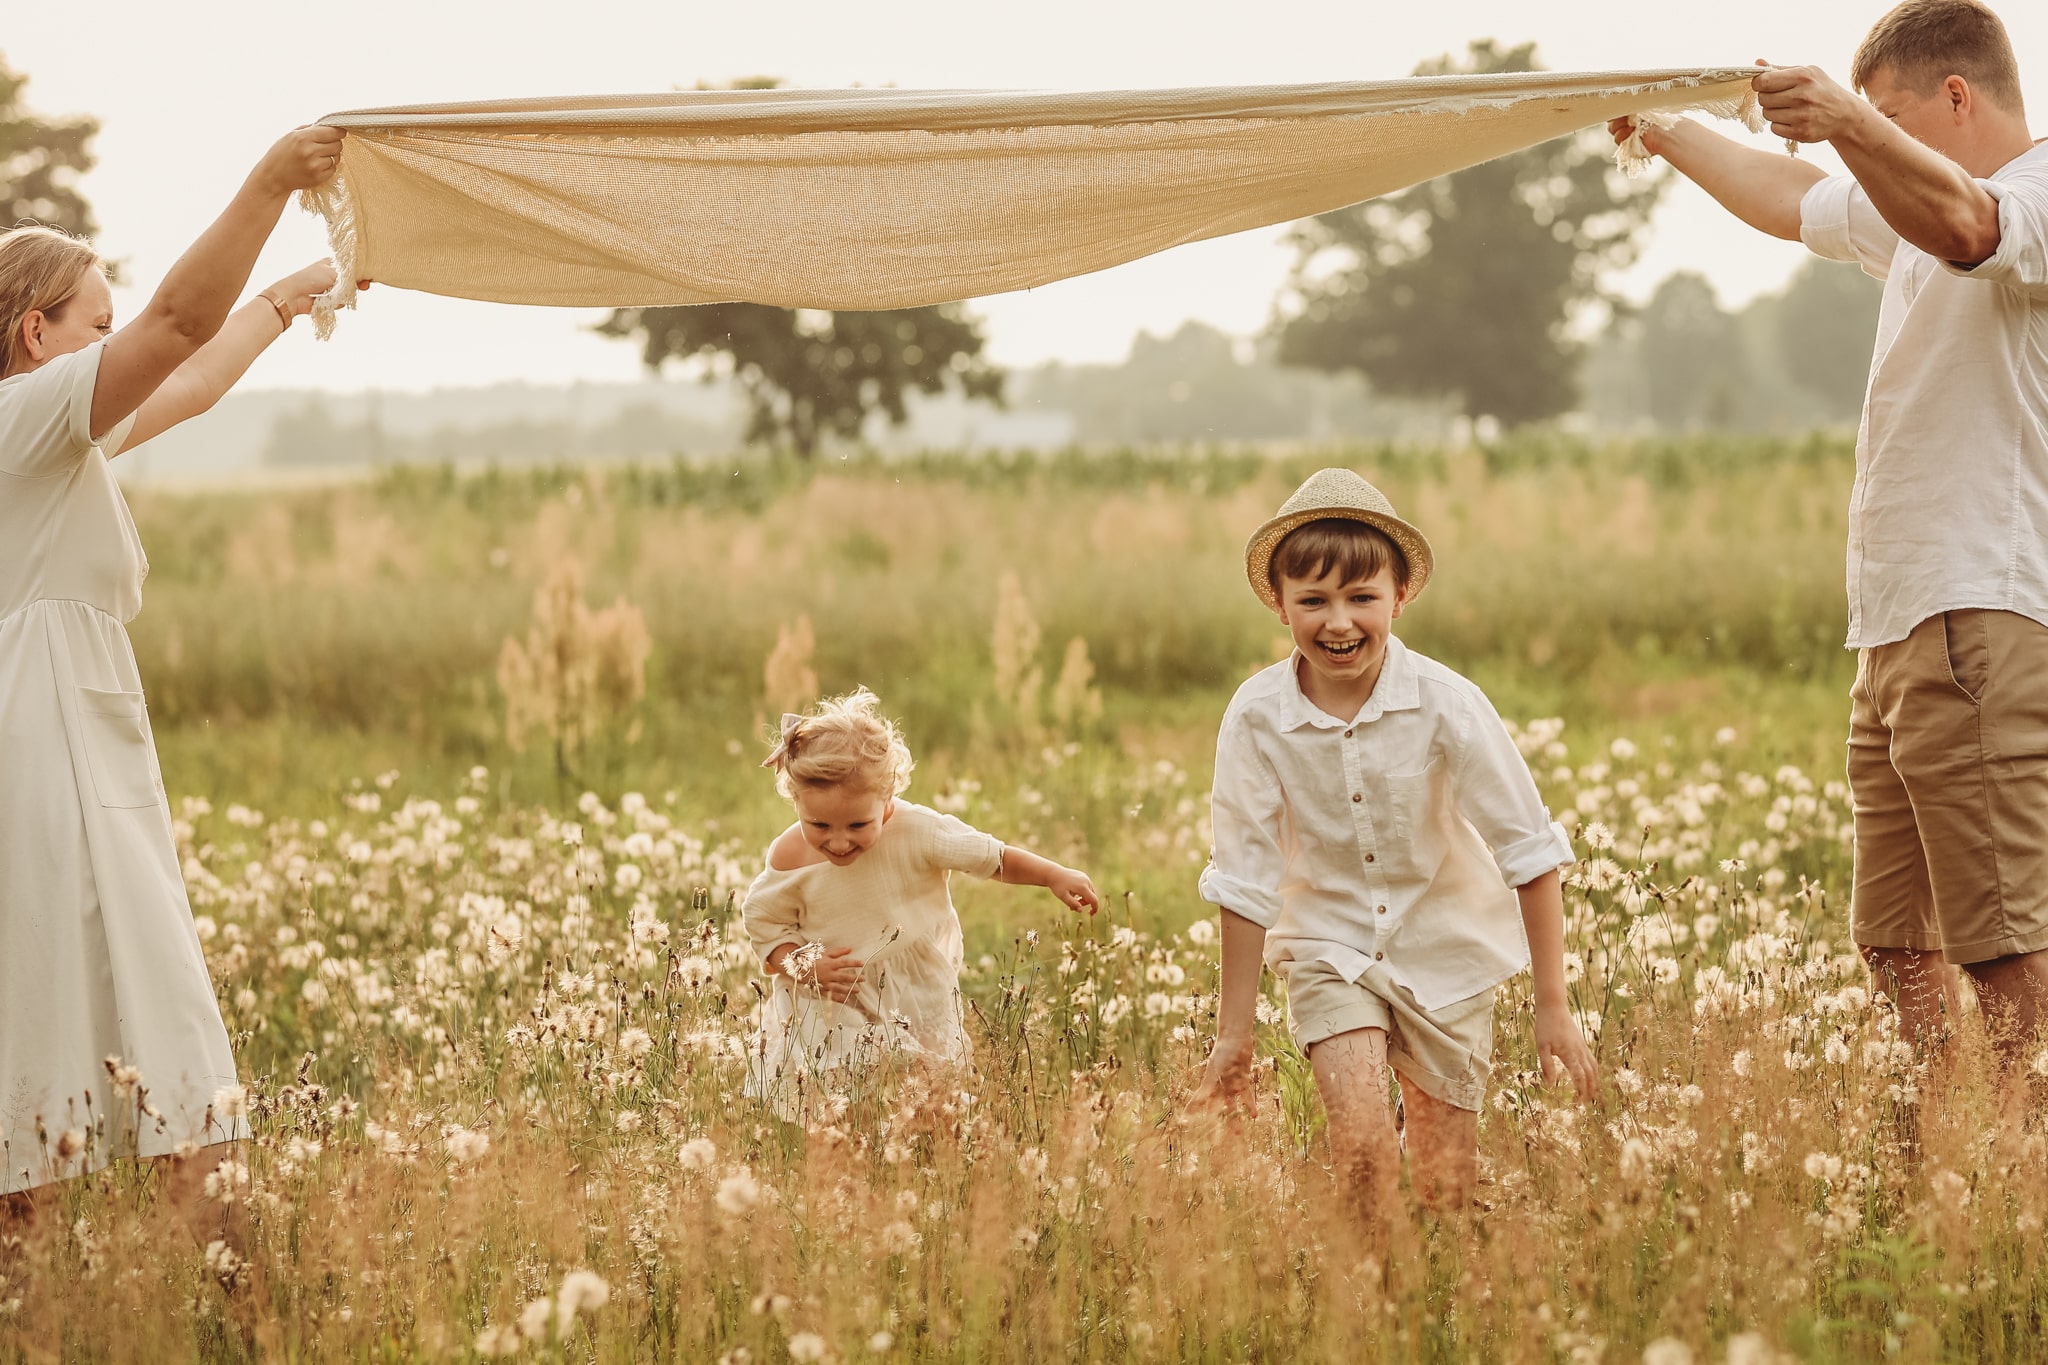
[258,290,293,331]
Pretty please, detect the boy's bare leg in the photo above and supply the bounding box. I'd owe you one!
[1308,1028,1400,1229]
[1862,946,1959,1054]
[1400,1083,1478,1214]
[1963,950,2048,1114]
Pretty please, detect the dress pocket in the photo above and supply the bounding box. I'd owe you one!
[76,687,160,809]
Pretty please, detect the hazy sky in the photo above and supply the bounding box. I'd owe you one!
[8,1,2044,392]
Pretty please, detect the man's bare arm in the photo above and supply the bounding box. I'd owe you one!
[1755,65,2003,265]
[1607,116,1826,241]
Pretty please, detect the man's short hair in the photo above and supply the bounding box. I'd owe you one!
[1852,0,2025,115]
[1270,518,1410,594]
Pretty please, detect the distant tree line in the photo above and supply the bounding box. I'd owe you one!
[1585,260,1880,431]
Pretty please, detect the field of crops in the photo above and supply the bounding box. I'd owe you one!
[7,438,2042,1363]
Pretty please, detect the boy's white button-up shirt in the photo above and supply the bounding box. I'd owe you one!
[1198,637,1572,1010]
[1799,139,2048,651]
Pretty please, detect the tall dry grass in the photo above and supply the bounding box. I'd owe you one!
[124,437,1855,813]
[2,719,2041,1362]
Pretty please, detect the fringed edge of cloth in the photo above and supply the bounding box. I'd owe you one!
[299,170,359,341]
[1616,87,1765,176]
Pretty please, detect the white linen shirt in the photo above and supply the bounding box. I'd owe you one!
[1197,637,1573,1010]
[1800,139,2048,650]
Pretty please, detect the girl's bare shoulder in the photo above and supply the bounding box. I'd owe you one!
[766,824,827,873]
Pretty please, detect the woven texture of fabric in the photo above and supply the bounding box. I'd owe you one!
[301,69,1762,333]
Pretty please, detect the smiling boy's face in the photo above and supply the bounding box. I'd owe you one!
[1277,561,1406,707]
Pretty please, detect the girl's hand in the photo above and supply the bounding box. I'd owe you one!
[267,260,340,319]
[254,126,345,198]
[1534,1002,1598,1103]
[1188,1033,1256,1114]
[1046,867,1100,917]
[804,946,866,1003]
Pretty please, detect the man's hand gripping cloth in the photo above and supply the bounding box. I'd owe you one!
[299,68,1763,337]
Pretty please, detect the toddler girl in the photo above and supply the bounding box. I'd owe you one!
[743,689,1099,1105]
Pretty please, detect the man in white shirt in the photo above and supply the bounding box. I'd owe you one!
[1191,468,1594,1224]
[1610,0,2048,1077]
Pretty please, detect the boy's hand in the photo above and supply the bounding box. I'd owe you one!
[1046,866,1100,917]
[1534,1002,1598,1102]
[1188,1033,1256,1113]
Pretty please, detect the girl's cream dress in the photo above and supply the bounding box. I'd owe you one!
[741,801,1001,1106]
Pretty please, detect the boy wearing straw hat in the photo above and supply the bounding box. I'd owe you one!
[1192,469,1596,1220]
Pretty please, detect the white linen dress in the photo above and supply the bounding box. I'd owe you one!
[741,801,1003,1110]
[0,342,243,1194]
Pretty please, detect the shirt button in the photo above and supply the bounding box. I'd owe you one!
[1374,951,1385,961]
[1344,729,1354,739]
[1365,852,1376,863]
[1352,793,1362,803]
[1376,904,1387,914]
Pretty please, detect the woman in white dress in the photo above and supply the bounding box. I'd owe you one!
[0,125,344,1214]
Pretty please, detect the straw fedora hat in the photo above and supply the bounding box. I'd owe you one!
[1244,468,1434,612]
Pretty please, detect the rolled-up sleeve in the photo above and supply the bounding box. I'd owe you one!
[1450,691,1573,889]
[1943,172,2048,295]
[1197,715,1287,928]
[924,810,1004,880]
[1801,176,1900,280]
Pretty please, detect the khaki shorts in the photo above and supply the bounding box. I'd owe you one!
[1848,609,2048,965]
[1281,957,1496,1111]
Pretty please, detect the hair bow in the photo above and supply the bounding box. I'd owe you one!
[761,713,806,769]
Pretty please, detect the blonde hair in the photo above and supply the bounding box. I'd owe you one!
[0,225,103,378]
[1852,0,2024,115]
[763,687,915,800]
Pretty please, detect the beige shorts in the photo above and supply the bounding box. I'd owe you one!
[1848,609,2048,965]
[1281,957,1496,1111]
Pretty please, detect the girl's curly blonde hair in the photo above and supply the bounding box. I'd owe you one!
[762,688,915,801]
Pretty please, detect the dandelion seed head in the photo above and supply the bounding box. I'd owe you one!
[517,1296,554,1342]
[716,1167,762,1215]
[1641,1339,1694,1365]
[555,1268,610,1330]
[444,1127,490,1164]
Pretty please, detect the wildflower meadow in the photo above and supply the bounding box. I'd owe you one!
[4,439,2043,1363]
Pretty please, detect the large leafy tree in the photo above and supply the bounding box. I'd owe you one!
[1636,272,1745,430]
[596,302,1003,459]
[0,52,99,236]
[1273,40,1664,427]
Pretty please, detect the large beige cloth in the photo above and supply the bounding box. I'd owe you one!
[302,68,1761,333]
